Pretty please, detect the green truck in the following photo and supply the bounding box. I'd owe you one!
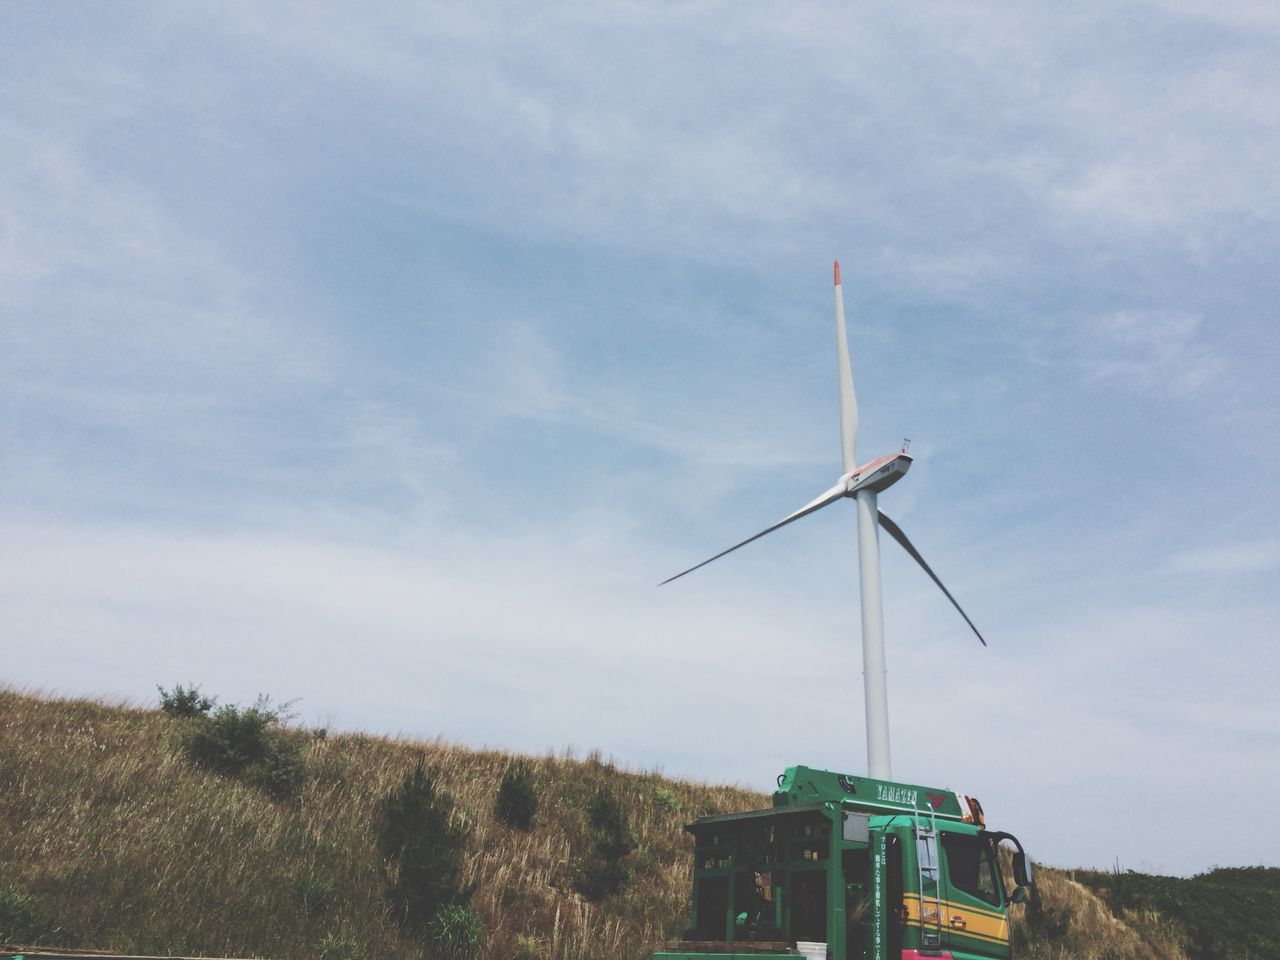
[655,765,1034,960]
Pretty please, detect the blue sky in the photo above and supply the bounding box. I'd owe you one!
[3,2,1278,876]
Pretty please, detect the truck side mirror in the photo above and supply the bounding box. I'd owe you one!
[1013,852,1034,888]
[1008,885,1028,904]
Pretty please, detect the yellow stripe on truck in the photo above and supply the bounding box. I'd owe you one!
[901,893,1009,945]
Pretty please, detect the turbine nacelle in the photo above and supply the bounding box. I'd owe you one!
[843,451,912,496]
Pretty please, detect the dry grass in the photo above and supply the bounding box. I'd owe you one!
[0,689,758,959]
[1,689,1194,960]
[1008,866,1188,960]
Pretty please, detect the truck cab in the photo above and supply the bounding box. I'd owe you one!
[655,765,1035,960]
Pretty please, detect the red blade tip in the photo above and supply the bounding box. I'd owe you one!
[834,259,842,286]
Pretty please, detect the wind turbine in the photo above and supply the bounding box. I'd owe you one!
[662,260,985,781]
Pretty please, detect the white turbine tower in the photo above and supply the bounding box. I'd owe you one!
[662,260,985,781]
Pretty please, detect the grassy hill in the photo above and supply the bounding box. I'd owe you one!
[0,689,1266,959]
[1071,865,1280,960]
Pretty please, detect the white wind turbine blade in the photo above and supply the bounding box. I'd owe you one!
[834,259,858,474]
[876,511,988,646]
[661,481,849,585]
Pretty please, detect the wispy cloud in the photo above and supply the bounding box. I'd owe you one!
[1080,309,1226,395]
[1167,538,1280,575]
[478,321,569,418]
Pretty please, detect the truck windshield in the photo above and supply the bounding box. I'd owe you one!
[940,832,1001,906]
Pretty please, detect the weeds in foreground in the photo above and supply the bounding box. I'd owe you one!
[428,904,485,960]
[317,929,362,960]
[513,932,544,959]
[0,885,64,945]
[299,866,338,917]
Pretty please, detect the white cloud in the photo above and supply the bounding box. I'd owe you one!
[1167,538,1280,575]
[1081,309,1226,394]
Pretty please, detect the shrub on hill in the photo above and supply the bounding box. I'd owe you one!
[377,761,473,934]
[1105,858,1137,913]
[157,683,215,718]
[178,696,306,801]
[653,785,680,812]
[494,759,538,830]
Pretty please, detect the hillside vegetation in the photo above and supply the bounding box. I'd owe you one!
[0,689,1266,959]
[1072,865,1280,960]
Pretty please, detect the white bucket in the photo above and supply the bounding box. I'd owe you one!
[795,942,827,960]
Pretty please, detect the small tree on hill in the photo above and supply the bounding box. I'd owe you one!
[377,762,470,932]
[574,786,635,900]
[158,683,215,718]
[494,760,538,830]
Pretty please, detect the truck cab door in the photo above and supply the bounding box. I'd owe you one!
[936,831,1011,960]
